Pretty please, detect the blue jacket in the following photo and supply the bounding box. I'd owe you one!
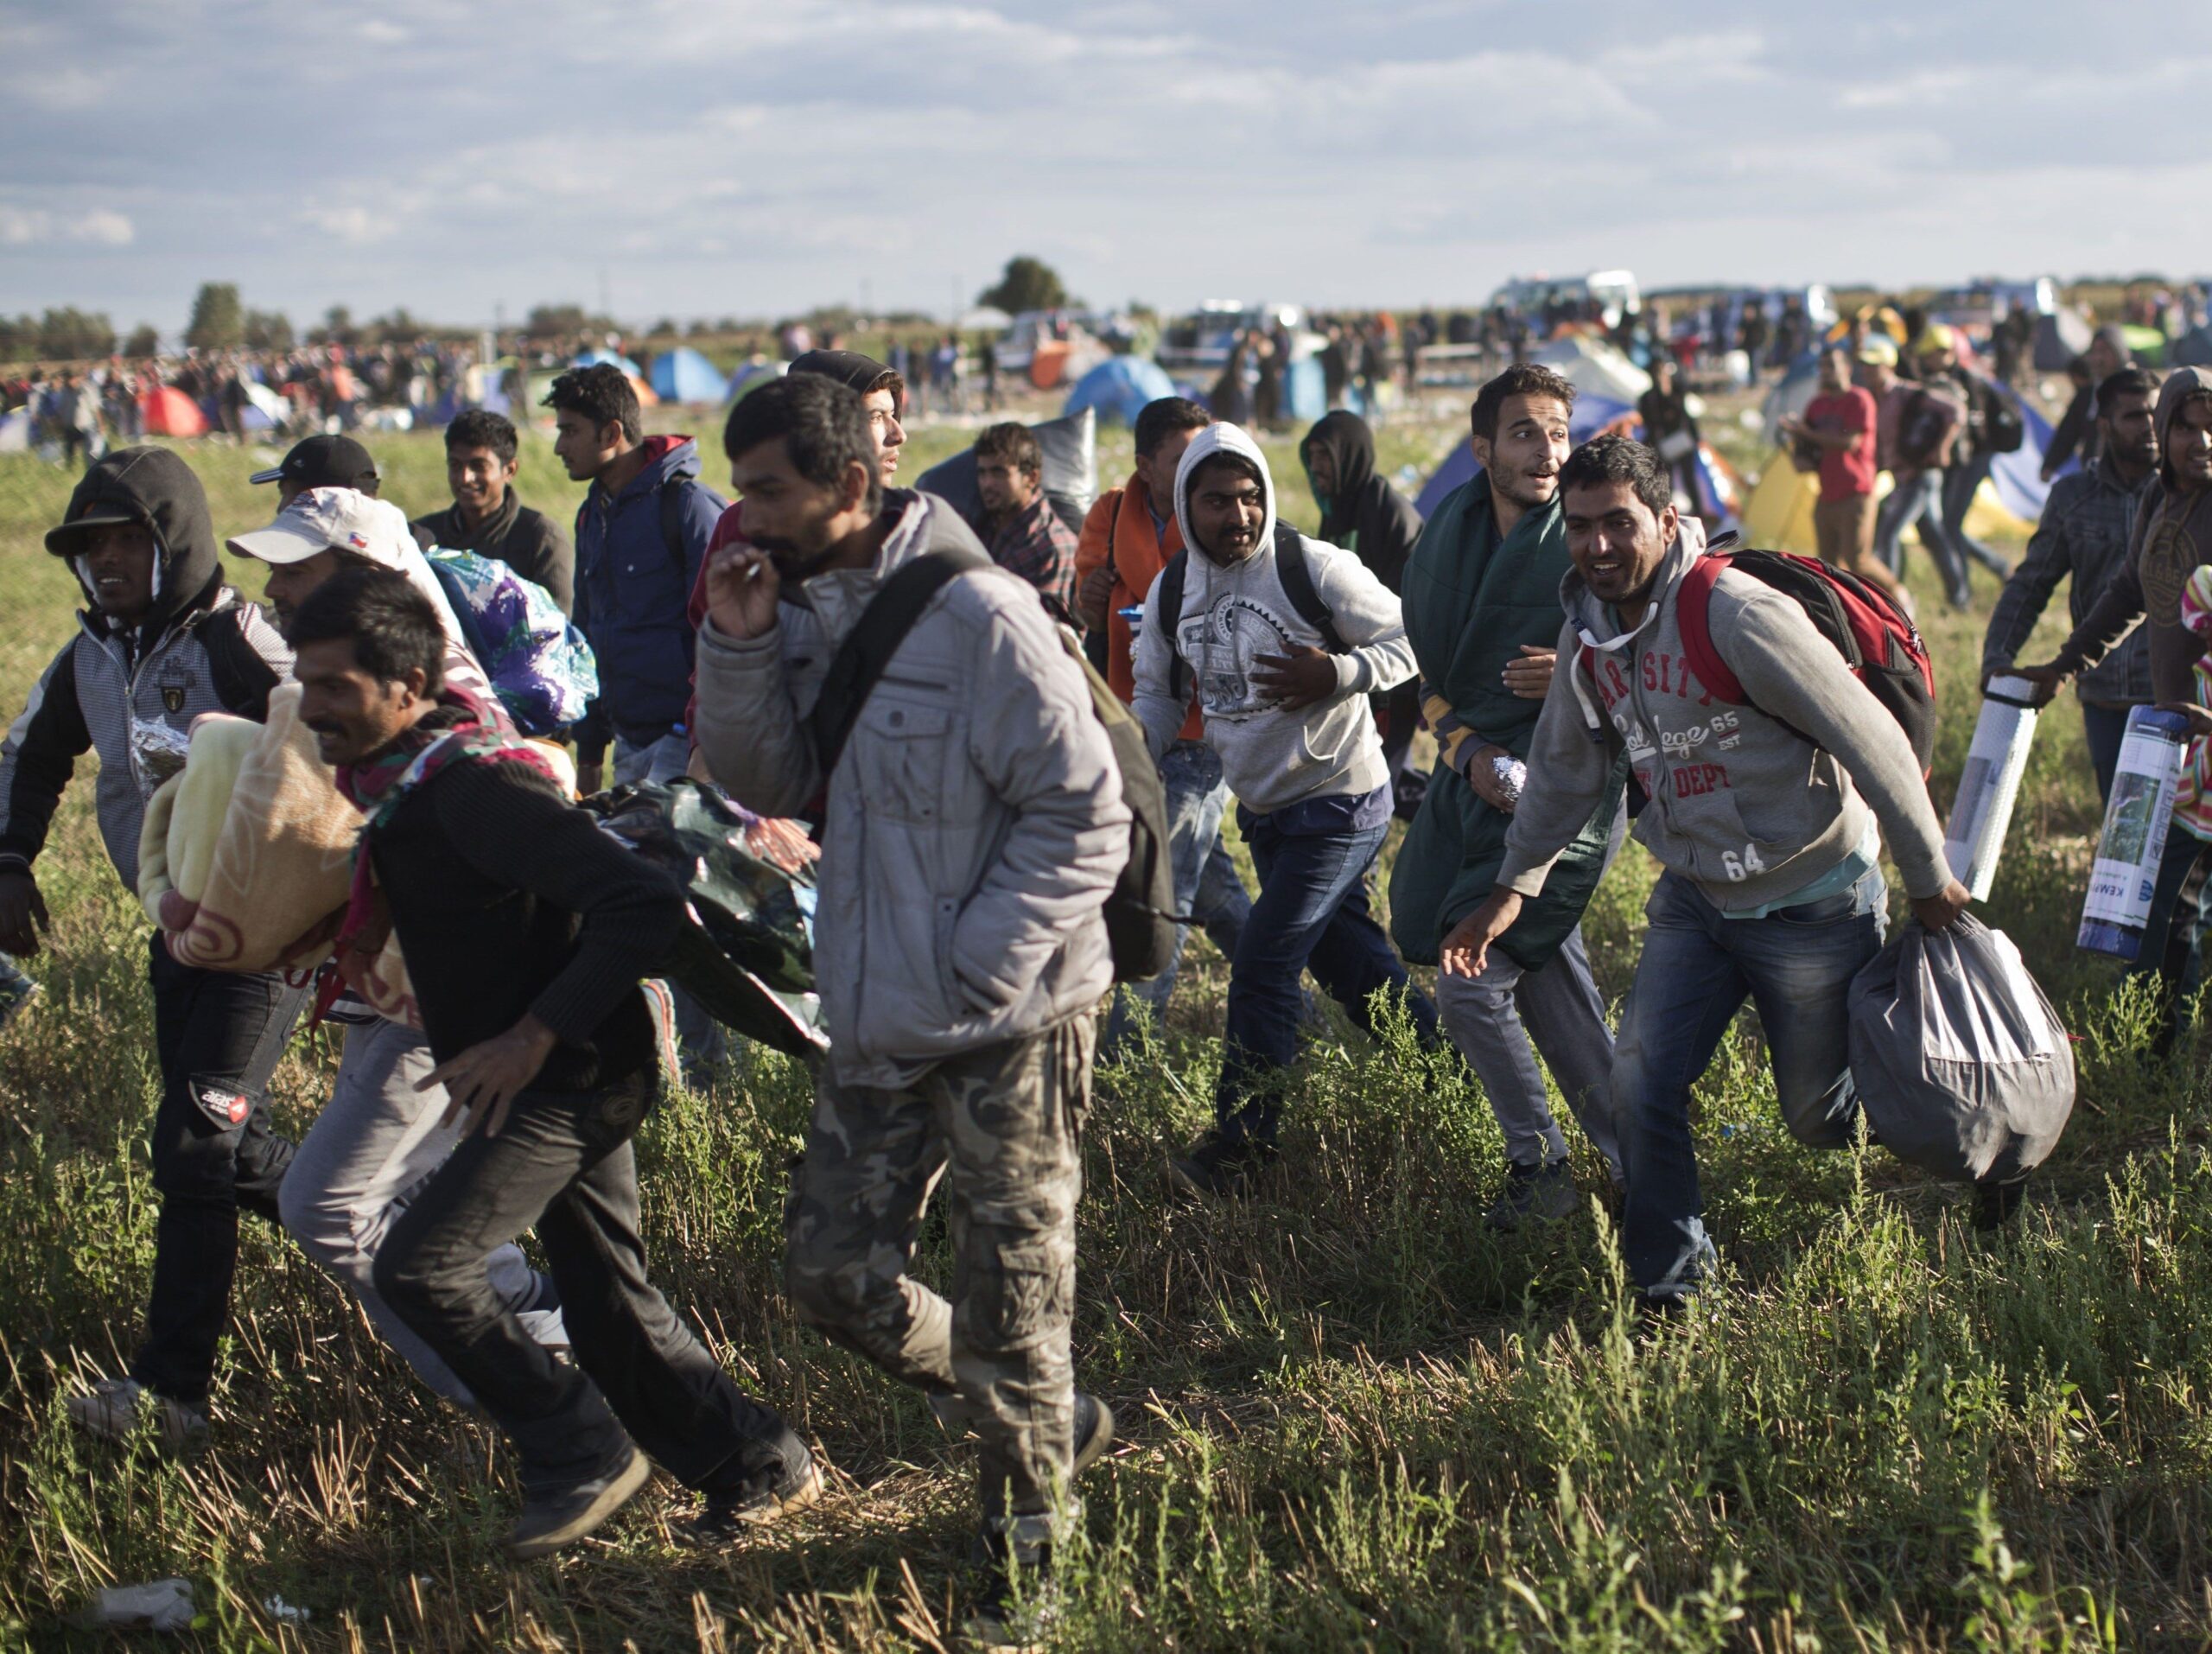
[572,434,725,746]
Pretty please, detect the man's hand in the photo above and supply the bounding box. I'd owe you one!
[1500,644,1556,700]
[702,543,782,640]
[1463,743,1518,813]
[1910,878,1974,932]
[2158,700,2212,740]
[1440,888,1522,978]
[1077,564,1116,633]
[1252,645,1340,711]
[2008,661,2069,709]
[421,1014,558,1140]
[0,871,49,957]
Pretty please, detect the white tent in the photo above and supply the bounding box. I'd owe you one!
[1530,334,1652,404]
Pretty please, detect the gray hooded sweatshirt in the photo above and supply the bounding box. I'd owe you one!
[1131,422,1416,814]
[1497,514,1949,913]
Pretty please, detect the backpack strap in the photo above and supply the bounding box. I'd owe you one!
[809,547,994,777]
[658,480,691,587]
[1673,552,1745,704]
[1274,525,1348,652]
[1151,548,1191,704]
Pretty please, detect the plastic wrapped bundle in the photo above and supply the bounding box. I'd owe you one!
[2078,706,2194,959]
[1943,675,2039,900]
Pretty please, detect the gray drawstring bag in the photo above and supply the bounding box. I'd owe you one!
[1847,913,2075,1183]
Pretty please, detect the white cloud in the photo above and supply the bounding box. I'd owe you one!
[0,205,135,246]
[297,205,394,245]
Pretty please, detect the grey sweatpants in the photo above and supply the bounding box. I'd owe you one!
[280,1015,559,1404]
[1437,925,1622,1181]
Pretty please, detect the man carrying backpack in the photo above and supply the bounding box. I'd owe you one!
[1445,436,1970,1307]
[690,375,1128,1647]
[1131,423,1439,1196]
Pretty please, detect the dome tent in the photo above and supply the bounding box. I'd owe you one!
[1063,356,1177,427]
[917,406,1097,538]
[649,347,726,404]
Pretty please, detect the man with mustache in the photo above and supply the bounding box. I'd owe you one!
[291,567,817,1559]
[690,373,1128,1646]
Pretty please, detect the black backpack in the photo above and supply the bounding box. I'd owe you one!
[809,548,1179,983]
[1982,384,2026,455]
[1149,523,1347,702]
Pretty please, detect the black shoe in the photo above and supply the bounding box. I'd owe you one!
[682,1454,825,1546]
[503,1446,652,1560]
[1484,1158,1578,1231]
[1166,1129,1278,1197]
[963,1545,1061,1652]
[1071,1393,1114,1479]
[1973,1174,2029,1233]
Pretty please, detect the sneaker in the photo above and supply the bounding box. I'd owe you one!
[640,979,683,1087]
[1166,1129,1278,1197]
[1973,1174,2030,1233]
[1071,1393,1114,1479]
[502,1444,653,1560]
[66,1377,207,1451]
[1484,1159,1579,1231]
[0,969,39,1028]
[680,1454,825,1546]
[963,1565,1060,1653]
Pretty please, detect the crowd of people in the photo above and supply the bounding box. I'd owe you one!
[3,327,2209,1645]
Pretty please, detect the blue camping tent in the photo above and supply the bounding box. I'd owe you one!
[650,347,725,404]
[725,359,785,403]
[571,347,643,376]
[1414,393,1632,518]
[1063,356,1176,426]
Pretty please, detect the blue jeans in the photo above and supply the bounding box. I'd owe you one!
[1612,868,1887,1300]
[1213,794,1438,1146]
[1942,455,2012,580]
[613,731,730,1078]
[2129,826,2211,1005]
[1099,741,1251,1059]
[2081,703,2133,807]
[1875,469,1968,605]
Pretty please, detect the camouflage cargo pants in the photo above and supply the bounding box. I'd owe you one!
[785,1018,1090,1537]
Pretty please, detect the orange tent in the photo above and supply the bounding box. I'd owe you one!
[141,386,208,437]
[627,373,659,409]
[1029,340,1071,390]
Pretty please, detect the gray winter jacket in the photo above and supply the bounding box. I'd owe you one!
[0,447,292,893]
[693,488,1128,1088]
[1497,516,1950,913]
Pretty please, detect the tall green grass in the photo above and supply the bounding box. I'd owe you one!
[0,419,2203,1650]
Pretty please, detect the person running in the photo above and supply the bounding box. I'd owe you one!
[1073,397,1254,1060]
[0,448,302,1447]
[1981,367,2160,801]
[1302,409,1426,788]
[227,487,569,1408]
[1447,436,1971,1306]
[289,568,817,1559]
[691,374,1127,1645]
[1780,345,1912,610]
[972,421,1080,624]
[1389,366,1627,1227]
[1131,423,1439,1195]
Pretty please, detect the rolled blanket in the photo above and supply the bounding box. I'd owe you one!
[137,685,362,971]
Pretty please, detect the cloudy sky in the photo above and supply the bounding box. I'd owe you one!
[3,1,2209,335]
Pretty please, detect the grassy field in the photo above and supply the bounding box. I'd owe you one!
[0,410,2206,1652]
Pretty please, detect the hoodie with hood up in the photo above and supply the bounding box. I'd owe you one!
[1133,423,1416,815]
[0,446,292,891]
[1495,514,1949,913]
[1303,410,1424,595]
[2050,366,2212,706]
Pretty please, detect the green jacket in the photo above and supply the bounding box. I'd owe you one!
[1388,480,1621,968]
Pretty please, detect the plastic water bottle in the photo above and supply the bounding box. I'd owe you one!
[2077,705,2194,960]
[1943,675,2039,900]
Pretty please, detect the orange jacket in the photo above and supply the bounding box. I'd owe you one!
[1075,473,1203,741]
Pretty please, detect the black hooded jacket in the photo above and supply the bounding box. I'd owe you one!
[1303,410,1423,595]
[0,446,292,890]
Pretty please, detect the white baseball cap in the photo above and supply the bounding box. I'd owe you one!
[227,487,416,568]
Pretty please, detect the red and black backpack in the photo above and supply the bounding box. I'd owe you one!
[1675,545,1937,776]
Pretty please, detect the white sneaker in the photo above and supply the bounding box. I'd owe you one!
[66,1377,208,1450]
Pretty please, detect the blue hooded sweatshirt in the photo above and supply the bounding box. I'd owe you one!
[571,433,726,745]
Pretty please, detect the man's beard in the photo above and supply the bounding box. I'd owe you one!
[752,532,842,584]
